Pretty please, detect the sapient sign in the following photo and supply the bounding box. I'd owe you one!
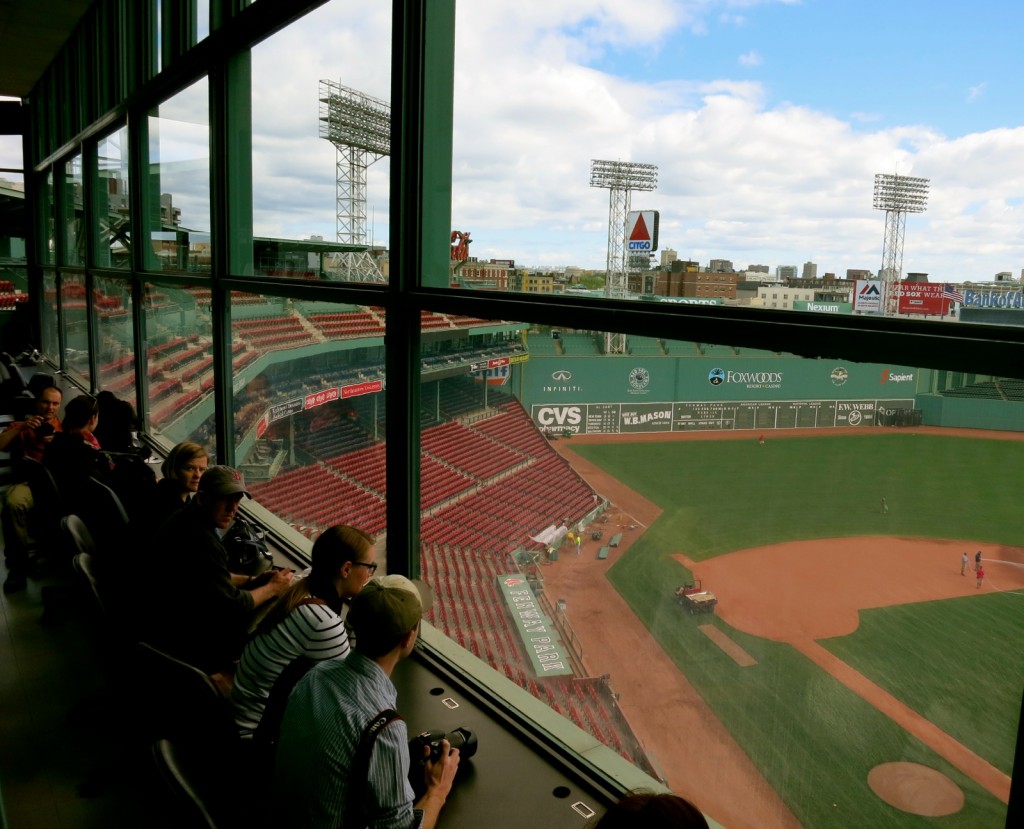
[708,367,783,390]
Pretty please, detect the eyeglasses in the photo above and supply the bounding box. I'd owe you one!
[352,561,378,575]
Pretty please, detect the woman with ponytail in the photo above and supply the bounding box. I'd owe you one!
[231,524,376,738]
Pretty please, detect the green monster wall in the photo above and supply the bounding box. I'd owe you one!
[512,350,924,435]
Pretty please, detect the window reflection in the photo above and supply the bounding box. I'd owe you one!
[230,292,388,542]
[95,275,135,409]
[142,280,215,444]
[147,78,210,273]
[63,153,83,266]
[60,273,90,384]
[96,125,131,268]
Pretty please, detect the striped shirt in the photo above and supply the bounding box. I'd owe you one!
[231,601,351,738]
[273,652,420,829]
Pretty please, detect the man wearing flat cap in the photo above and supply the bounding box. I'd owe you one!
[145,465,292,673]
[273,574,460,829]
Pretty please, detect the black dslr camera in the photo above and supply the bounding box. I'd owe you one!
[409,727,478,763]
[408,727,477,797]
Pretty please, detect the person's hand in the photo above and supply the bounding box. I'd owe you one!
[422,739,460,797]
[267,567,294,595]
[23,415,43,430]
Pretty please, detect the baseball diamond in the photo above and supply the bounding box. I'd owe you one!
[544,424,1024,829]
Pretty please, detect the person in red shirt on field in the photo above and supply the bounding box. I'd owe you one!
[976,566,985,589]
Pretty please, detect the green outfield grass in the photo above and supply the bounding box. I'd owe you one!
[571,433,1023,829]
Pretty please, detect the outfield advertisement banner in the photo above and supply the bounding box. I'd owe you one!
[896,283,946,315]
[531,398,915,434]
[520,354,923,407]
[497,575,573,676]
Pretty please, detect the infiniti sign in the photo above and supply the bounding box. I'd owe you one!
[551,370,572,381]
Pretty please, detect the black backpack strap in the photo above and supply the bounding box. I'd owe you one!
[343,708,403,829]
[252,656,318,768]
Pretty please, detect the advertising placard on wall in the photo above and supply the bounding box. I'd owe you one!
[897,283,945,315]
[854,280,882,312]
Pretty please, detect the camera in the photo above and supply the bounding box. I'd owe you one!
[35,421,55,438]
[409,727,478,763]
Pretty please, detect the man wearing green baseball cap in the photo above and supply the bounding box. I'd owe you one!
[273,574,460,829]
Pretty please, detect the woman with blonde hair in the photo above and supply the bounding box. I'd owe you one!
[231,524,376,738]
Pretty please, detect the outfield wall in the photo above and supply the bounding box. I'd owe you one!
[514,353,920,434]
[916,393,1024,432]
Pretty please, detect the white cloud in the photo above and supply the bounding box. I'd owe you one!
[738,50,762,66]
[966,83,987,103]
[221,0,1024,282]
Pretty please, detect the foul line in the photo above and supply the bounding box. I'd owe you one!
[795,639,1010,803]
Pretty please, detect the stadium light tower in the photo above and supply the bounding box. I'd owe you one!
[590,159,658,353]
[873,172,929,315]
[319,80,390,282]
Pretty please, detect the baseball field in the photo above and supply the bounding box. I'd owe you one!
[549,428,1024,829]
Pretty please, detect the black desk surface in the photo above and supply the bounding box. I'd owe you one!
[393,653,612,828]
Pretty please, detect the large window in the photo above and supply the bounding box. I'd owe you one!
[146,78,210,274]
[249,1,392,282]
[21,2,1023,828]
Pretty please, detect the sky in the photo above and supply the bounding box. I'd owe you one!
[5,1,1023,283]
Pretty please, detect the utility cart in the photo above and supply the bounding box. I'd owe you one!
[675,580,717,615]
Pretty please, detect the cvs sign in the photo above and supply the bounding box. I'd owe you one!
[533,405,584,434]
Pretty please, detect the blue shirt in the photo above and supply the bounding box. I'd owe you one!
[273,651,421,829]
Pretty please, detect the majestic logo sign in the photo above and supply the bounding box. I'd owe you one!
[830,367,849,386]
[854,279,883,312]
[709,368,726,386]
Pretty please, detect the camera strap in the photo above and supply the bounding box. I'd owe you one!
[342,708,403,829]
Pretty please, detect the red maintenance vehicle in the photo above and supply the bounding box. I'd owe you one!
[674,580,717,615]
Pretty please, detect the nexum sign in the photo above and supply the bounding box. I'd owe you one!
[626,211,659,252]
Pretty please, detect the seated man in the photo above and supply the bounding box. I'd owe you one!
[1,384,62,593]
[273,575,459,829]
[145,465,293,673]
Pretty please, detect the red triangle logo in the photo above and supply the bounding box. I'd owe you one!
[629,214,651,241]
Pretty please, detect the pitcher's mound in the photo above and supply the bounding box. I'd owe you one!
[867,762,963,816]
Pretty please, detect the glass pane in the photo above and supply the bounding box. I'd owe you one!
[250,1,391,282]
[0,136,24,263]
[0,134,22,171]
[0,160,26,264]
[234,292,387,543]
[95,275,136,410]
[41,170,55,265]
[195,0,210,43]
[63,153,84,266]
[41,271,58,358]
[423,320,1021,827]
[60,273,90,384]
[96,125,131,268]
[142,280,216,448]
[147,77,210,273]
[449,6,1018,324]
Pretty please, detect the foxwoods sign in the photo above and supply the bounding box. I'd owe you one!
[963,289,1024,309]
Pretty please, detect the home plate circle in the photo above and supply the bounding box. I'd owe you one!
[867,762,964,816]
